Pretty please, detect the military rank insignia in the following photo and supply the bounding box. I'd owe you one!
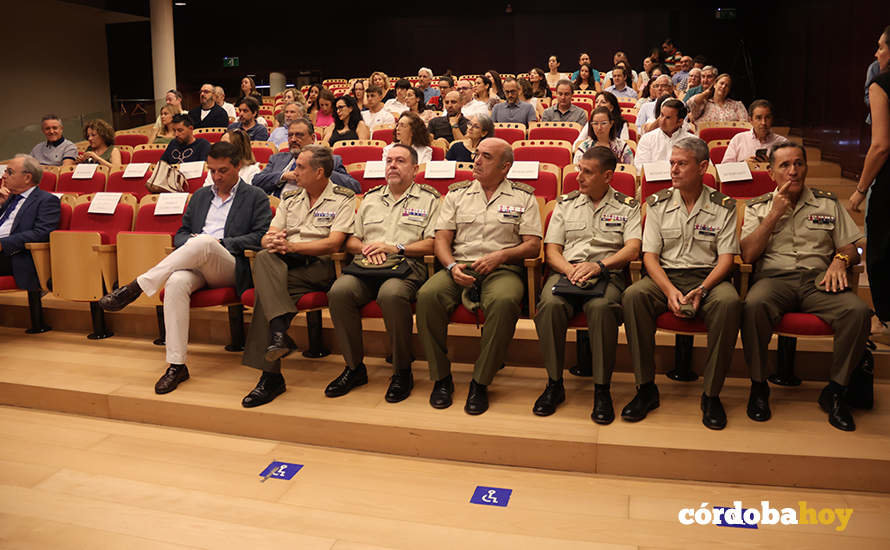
[694,223,719,237]
[402,207,428,218]
[601,214,627,227]
[498,205,525,218]
[314,211,336,220]
[807,214,835,225]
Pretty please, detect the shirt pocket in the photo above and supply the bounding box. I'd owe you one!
[661,227,682,244]
[456,211,483,241]
[313,214,335,228]
[805,215,835,232]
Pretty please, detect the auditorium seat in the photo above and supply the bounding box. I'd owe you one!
[371,125,395,145]
[332,140,387,165]
[193,128,227,143]
[250,141,277,163]
[132,144,169,164]
[346,162,385,194]
[117,145,133,165]
[571,98,594,118]
[708,139,731,164]
[621,107,638,124]
[494,123,527,144]
[561,164,637,197]
[56,165,109,195]
[240,286,331,358]
[626,124,639,143]
[512,140,573,169]
[529,121,582,143]
[509,162,561,202]
[431,143,446,161]
[38,167,58,192]
[719,171,776,199]
[114,132,150,148]
[414,162,474,195]
[106,168,154,199]
[698,121,751,143]
[161,285,245,352]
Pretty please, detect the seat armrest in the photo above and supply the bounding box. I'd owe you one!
[91,244,118,294]
[25,242,51,290]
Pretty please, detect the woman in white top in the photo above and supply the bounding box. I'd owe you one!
[545,55,567,89]
[381,111,433,165]
[203,129,260,186]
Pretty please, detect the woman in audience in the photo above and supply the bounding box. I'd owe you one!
[351,80,367,110]
[640,65,668,99]
[282,88,308,111]
[486,70,506,100]
[518,78,545,120]
[238,76,263,104]
[573,91,629,149]
[203,129,259,186]
[306,84,322,120]
[370,71,395,102]
[446,114,494,162]
[322,95,370,147]
[545,55,566,89]
[573,106,634,165]
[573,63,596,91]
[78,119,121,172]
[382,111,433,164]
[405,87,436,124]
[149,103,180,144]
[312,87,336,129]
[636,57,654,91]
[687,73,748,124]
[528,67,553,98]
[474,75,500,110]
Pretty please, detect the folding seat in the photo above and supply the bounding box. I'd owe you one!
[571,97,594,118]
[493,123,526,144]
[346,162,385,194]
[56,165,108,195]
[38,167,58,192]
[508,162,561,202]
[707,139,731,164]
[251,141,277,163]
[620,107,638,124]
[106,167,154,200]
[117,145,133,164]
[698,121,751,143]
[719,171,776,199]
[114,132,149,148]
[413,162,474,195]
[332,140,387,165]
[512,140,573,169]
[193,127,227,144]
[371,125,394,145]
[132,143,169,164]
[529,121,582,143]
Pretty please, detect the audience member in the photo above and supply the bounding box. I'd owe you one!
[684,65,717,102]
[635,75,675,131]
[693,55,708,70]
[282,88,308,111]
[491,78,537,126]
[486,70,506,100]
[189,83,230,129]
[362,85,396,129]
[203,129,260,186]
[636,57,654,91]
[313,88,336,129]
[672,56,693,90]
[78,119,122,172]
[150,103,181,144]
[214,86,236,121]
[570,52,599,85]
[237,76,263,105]
[662,38,683,71]
[268,102,306,148]
[602,52,639,88]
[370,71,395,102]
[306,84,322,120]
[640,65,669,99]
[351,80,367,110]
[682,68,702,101]
[428,91,468,143]
[545,55,567,88]
[406,87,436,124]
[518,77,545,119]
[323,95,370,147]
[437,75,456,99]
[542,80,588,125]
[382,112,433,165]
[687,74,748,124]
[572,91,629,148]
[385,78,412,116]
[459,79,490,119]
[722,100,788,163]
[574,106,634,165]
[474,75,500,110]
[228,97,270,142]
[446,114,494,162]
[152,89,183,135]
[634,98,690,169]
[418,67,440,103]
[605,66,638,99]
[529,67,555,97]
[159,114,212,165]
[573,63,597,92]
[30,115,77,167]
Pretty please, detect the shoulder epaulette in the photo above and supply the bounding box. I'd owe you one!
[448,180,472,192]
[746,192,773,206]
[511,181,535,194]
[333,185,356,197]
[365,184,385,195]
[419,183,442,198]
[613,190,638,207]
[709,189,736,210]
[811,188,837,201]
[646,187,673,206]
[558,190,580,203]
[282,188,303,201]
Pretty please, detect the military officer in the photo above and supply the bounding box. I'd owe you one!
[534,146,641,422]
[740,142,869,432]
[416,137,542,415]
[325,144,440,402]
[241,144,355,407]
[621,136,741,430]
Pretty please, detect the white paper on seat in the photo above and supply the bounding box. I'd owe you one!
[87,192,123,214]
[123,162,150,178]
[715,161,753,183]
[154,193,189,215]
[643,161,671,182]
[178,161,204,179]
[507,161,539,179]
[363,160,385,179]
[72,163,99,179]
[425,161,457,179]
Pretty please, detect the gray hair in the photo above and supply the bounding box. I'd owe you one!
[14,154,43,185]
[768,142,807,167]
[556,78,574,90]
[418,67,433,78]
[702,65,719,76]
[302,144,334,178]
[689,67,702,76]
[213,86,225,98]
[473,113,495,139]
[673,137,709,163]
[283,101,306,117]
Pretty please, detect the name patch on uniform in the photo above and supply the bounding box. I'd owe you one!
[498,205,525,218]
[314,211,336,220]
[807,214,835,225]
[402,207,428,218]
[694,223,719,236]
[602,214,627,227]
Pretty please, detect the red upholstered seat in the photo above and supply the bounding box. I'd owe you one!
[513,141,572,169]
[494,127,526,144]
[529,126,581,143]
[57,170,107,195]
[709,145,728,164]
[720,171,776,199]
[160,286,240,307]
[59,203,73,230]
[132,148,166,164]
[569,312,588,328]
[67,202,135,244]
[775,313,834,336]
[655,312,708,332]
[39,171,57,192]
[0,276,19,291]
[115,134,149,148]
[512,166,560,202]
[251,144,277,163]
[106,169,154,199]
[240,288,255,307]
[360,300,416,317]
[451,305,485,324]
[700,126,749,143]
[431,145,446,161]
[336,145,385,165]
[296,291,328,310]
[371,128,393,144]
[133,202,188,233]
[414,168,475,195]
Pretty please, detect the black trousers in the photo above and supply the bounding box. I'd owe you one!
[867,182,890,323]
[0,254,11,277]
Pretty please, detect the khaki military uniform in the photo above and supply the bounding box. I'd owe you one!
[535,189,642,384]
[243,181,356,372]
[740,186,869,385]
[328,183,441,373]
[416,178,542,385]
[623,186,741,396]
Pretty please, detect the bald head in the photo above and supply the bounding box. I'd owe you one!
[473,137,513,186]
[456,79,474,103]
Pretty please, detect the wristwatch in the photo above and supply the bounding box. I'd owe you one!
[396,243,406,254]
[596,260,606,272]
[697,284,709,299]
[446,262,457,272]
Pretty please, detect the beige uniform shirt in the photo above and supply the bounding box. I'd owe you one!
[436,179,542,262]
[643,186,739,269]
[271,181,355,243]
[741,186,862,273]
[354,183,441,245]
[545,190,642,263]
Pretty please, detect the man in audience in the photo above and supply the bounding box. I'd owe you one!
[459,79,490,119]
[693,55,707,70]
[490,78,536,126]
[188,83,230,129]
[682,68,702,101]
[268,102,306,148]
[326,145,440,402]
[684,65,717,103]
[634,99,691,169]
[603,52,638,87]
[240,145,355,408]
[98,142,272,395]
[416,138,542,415]
[384,79,412,116]
[254,118,360,196]
[428,91,467,143]
[437,75,456,99]
[672,56,693,91]
[214,86,237,122]
[740,143,869,432]
[159,114,212,165]
[622,137,741,430]
[362,85,396,130]
[534,146,641,421]
[662,38,683,71]
[635,75,675,131]
[418,67,441,104]
[30,115,77,167]
[228,97,270,141]
[604,66,638,99]
[722,100,788,163]
[571,52,593,81]
[0,155,61,294]
[541,80,588,125]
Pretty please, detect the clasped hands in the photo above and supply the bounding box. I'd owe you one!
[450,250,506,287]
[263,230,290,254]
[361,242,398,265]
[667,286,705,318]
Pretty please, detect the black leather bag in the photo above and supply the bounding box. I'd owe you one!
[551,270,609,299]
[343,254,412,279]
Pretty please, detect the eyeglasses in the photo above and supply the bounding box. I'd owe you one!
[335,105,348,111]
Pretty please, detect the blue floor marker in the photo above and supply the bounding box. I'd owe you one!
[470,486,512,507]
[259,461,303,481]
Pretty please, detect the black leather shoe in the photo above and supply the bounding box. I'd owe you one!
[154,364,189,394]
[532,378,565,416]
[568,364,592,377]
[591,384,615,425]
[241,372,286,408]
[747,380,771,422]
[385,369,413,403]
[701,393,727,430]
[324,364,368,397]
[264,331,297,363]
[98,281,142,312]
[819,385,856,432]
[621,383,659,422]
[464,380,489,415]
[429,375,454,409]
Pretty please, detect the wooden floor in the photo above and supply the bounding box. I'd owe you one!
[1,405,888,549]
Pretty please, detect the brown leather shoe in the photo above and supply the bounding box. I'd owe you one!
[98,281,143,312]
[154,364,189,394]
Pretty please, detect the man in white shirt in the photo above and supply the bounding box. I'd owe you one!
[458,79,489,119]
[362,85,396,129]
[722,100,788,163]
[214,86,237,122]
[636,75,675,133]
[384,79,411,116]
[634,99,690,169]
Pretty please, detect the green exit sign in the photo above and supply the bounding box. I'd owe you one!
[223,56,240,68]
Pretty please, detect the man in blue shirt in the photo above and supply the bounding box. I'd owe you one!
[418,67,441,104]
[228,97,270,142]
[490,78,536,126]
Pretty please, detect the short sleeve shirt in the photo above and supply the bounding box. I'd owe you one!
[354,183,441,245]
[30,138,78,166]
[271,181,355,243]
[545,190,641,263]
[436,179,542,262]
[741,186,862,273]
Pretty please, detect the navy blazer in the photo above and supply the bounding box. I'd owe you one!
[0,187,61,291]
[253,151,361,196]
[174,181,272,295]
[187,105,230,129]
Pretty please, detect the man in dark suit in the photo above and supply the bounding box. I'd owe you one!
[188,83,230,129]
[253,118,360,195]
[0,154,61,290]
[98,141,272,394]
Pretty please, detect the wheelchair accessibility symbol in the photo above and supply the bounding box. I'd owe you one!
[470,486,512,507]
